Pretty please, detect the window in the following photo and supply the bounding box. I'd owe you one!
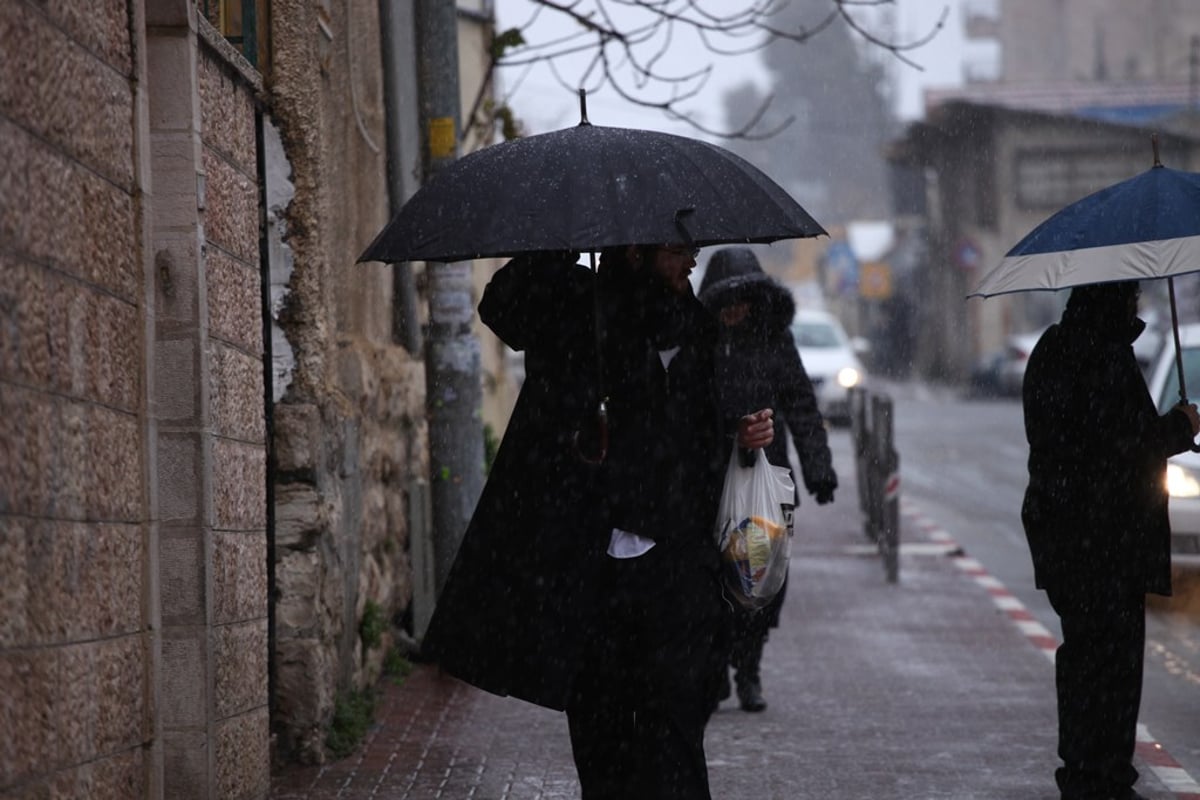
[199,0,269,70]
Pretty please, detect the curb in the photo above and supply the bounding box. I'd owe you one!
[901,499,1200,800]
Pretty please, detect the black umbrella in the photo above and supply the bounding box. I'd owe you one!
[358,93,825,264]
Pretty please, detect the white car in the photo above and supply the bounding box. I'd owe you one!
[1145,322,1200,557]
[790,308,866,424]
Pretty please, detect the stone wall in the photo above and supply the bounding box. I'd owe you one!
[1,0,276,796]
[0,0,150,795]
[266,0,427,765]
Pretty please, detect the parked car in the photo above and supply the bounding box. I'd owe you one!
[965,330,1045,398]
[791,308,866,425]
[1145,322,1200,557]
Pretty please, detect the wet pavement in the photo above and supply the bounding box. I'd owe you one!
[271,431,1200,800]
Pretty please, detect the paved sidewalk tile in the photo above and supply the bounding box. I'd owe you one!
[270,434,1186,800]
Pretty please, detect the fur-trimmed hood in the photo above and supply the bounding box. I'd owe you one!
[697,246,795,334]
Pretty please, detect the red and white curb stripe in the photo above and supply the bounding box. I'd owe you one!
[901,499,1200,800]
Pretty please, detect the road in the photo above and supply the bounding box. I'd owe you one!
[876,381,1200,784]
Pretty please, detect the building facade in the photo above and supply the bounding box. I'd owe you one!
[2,0,500,796]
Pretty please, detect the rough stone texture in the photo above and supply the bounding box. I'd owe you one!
[0,518,28,647]
[215,708,270,800]
[0,647,57,783]
[0,383,53,517]
[272,403,321,476]
[202,145,259,265]
[212,437,267,530]
[272,638,336,766]
[210,342,266,443]
[44,522,144,642]
[212,531,267,625]
[207,248,262,353]
[199,54,257,176]
[0,119,138,303]
[273,483,326,549]
[0,254,51,393]
[0,0,135,189]
[214,619,269,719]
[82,405,142,522]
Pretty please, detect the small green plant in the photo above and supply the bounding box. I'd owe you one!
[359,600,386,651]
[326,688,376,759]
[383,647,414,685]
[483,423,500,474]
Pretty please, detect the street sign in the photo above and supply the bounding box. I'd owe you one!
[859,261,893,300]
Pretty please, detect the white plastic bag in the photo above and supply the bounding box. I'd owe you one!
[715,444,796,610]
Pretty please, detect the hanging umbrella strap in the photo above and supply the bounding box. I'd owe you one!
[574,250,608,464]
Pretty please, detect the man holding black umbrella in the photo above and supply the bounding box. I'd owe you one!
[423,242,774,800]
[1021,280,1200,800]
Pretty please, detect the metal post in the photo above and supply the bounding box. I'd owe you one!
[875,394,900,583]
[415,0,485,595]
[379,0,423,354]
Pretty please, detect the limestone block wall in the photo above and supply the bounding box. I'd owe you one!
[0,0,149,795]
[2,0,274,797]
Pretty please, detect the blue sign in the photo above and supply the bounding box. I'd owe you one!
[824,242,859,294]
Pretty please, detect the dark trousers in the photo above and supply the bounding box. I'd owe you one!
[566,548,730,800]
[1045,584,1145,800]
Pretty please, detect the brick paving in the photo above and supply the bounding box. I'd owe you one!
[271,432,1186,800]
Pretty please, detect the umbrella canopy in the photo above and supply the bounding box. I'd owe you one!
[358,120,825,264]
[970,152,1200,407]
[971,163,1200,297]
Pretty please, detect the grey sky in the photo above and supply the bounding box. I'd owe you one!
[490,0,996,137]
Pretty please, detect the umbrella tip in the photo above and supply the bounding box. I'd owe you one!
[1152,132,1162,167]
[578,89,591,127]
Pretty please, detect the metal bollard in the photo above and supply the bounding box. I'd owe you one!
[872,394,900,584]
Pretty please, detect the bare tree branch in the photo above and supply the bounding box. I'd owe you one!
[484,0,947,140]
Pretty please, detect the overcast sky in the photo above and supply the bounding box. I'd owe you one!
[491,0,996,137]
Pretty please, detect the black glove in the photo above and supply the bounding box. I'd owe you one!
[813,482,836,505]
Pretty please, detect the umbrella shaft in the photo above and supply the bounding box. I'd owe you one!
[1171,276,1188,404]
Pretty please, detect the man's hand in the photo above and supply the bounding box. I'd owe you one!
[813,483,836,505]
[737,409,774,449]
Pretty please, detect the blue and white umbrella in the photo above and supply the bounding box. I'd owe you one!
[971,149,1200,402]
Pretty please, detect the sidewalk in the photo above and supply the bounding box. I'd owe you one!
[270,431,1185,800]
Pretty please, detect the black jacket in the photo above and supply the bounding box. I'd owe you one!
[698,247,837,501]
[421,251,727,710]
[1021,287,1193,596]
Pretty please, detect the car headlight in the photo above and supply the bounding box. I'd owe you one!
[836,367,861,389]
[1166,463,1200,498]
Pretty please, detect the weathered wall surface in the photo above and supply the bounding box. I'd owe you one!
[267,0,426,764]
[0,0,151,794]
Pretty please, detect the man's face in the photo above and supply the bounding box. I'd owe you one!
[649,244,699,295]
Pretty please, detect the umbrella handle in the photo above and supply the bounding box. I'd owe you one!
[1166,278,1200,451]
[572,400,608,464]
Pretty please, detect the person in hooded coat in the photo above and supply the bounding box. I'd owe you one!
[1021,280,1199,800]
[697,246,838,712]
[422,245,774,800]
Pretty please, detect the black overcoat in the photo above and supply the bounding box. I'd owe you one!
[421,252,727,711]
[1021,304,1193,597]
